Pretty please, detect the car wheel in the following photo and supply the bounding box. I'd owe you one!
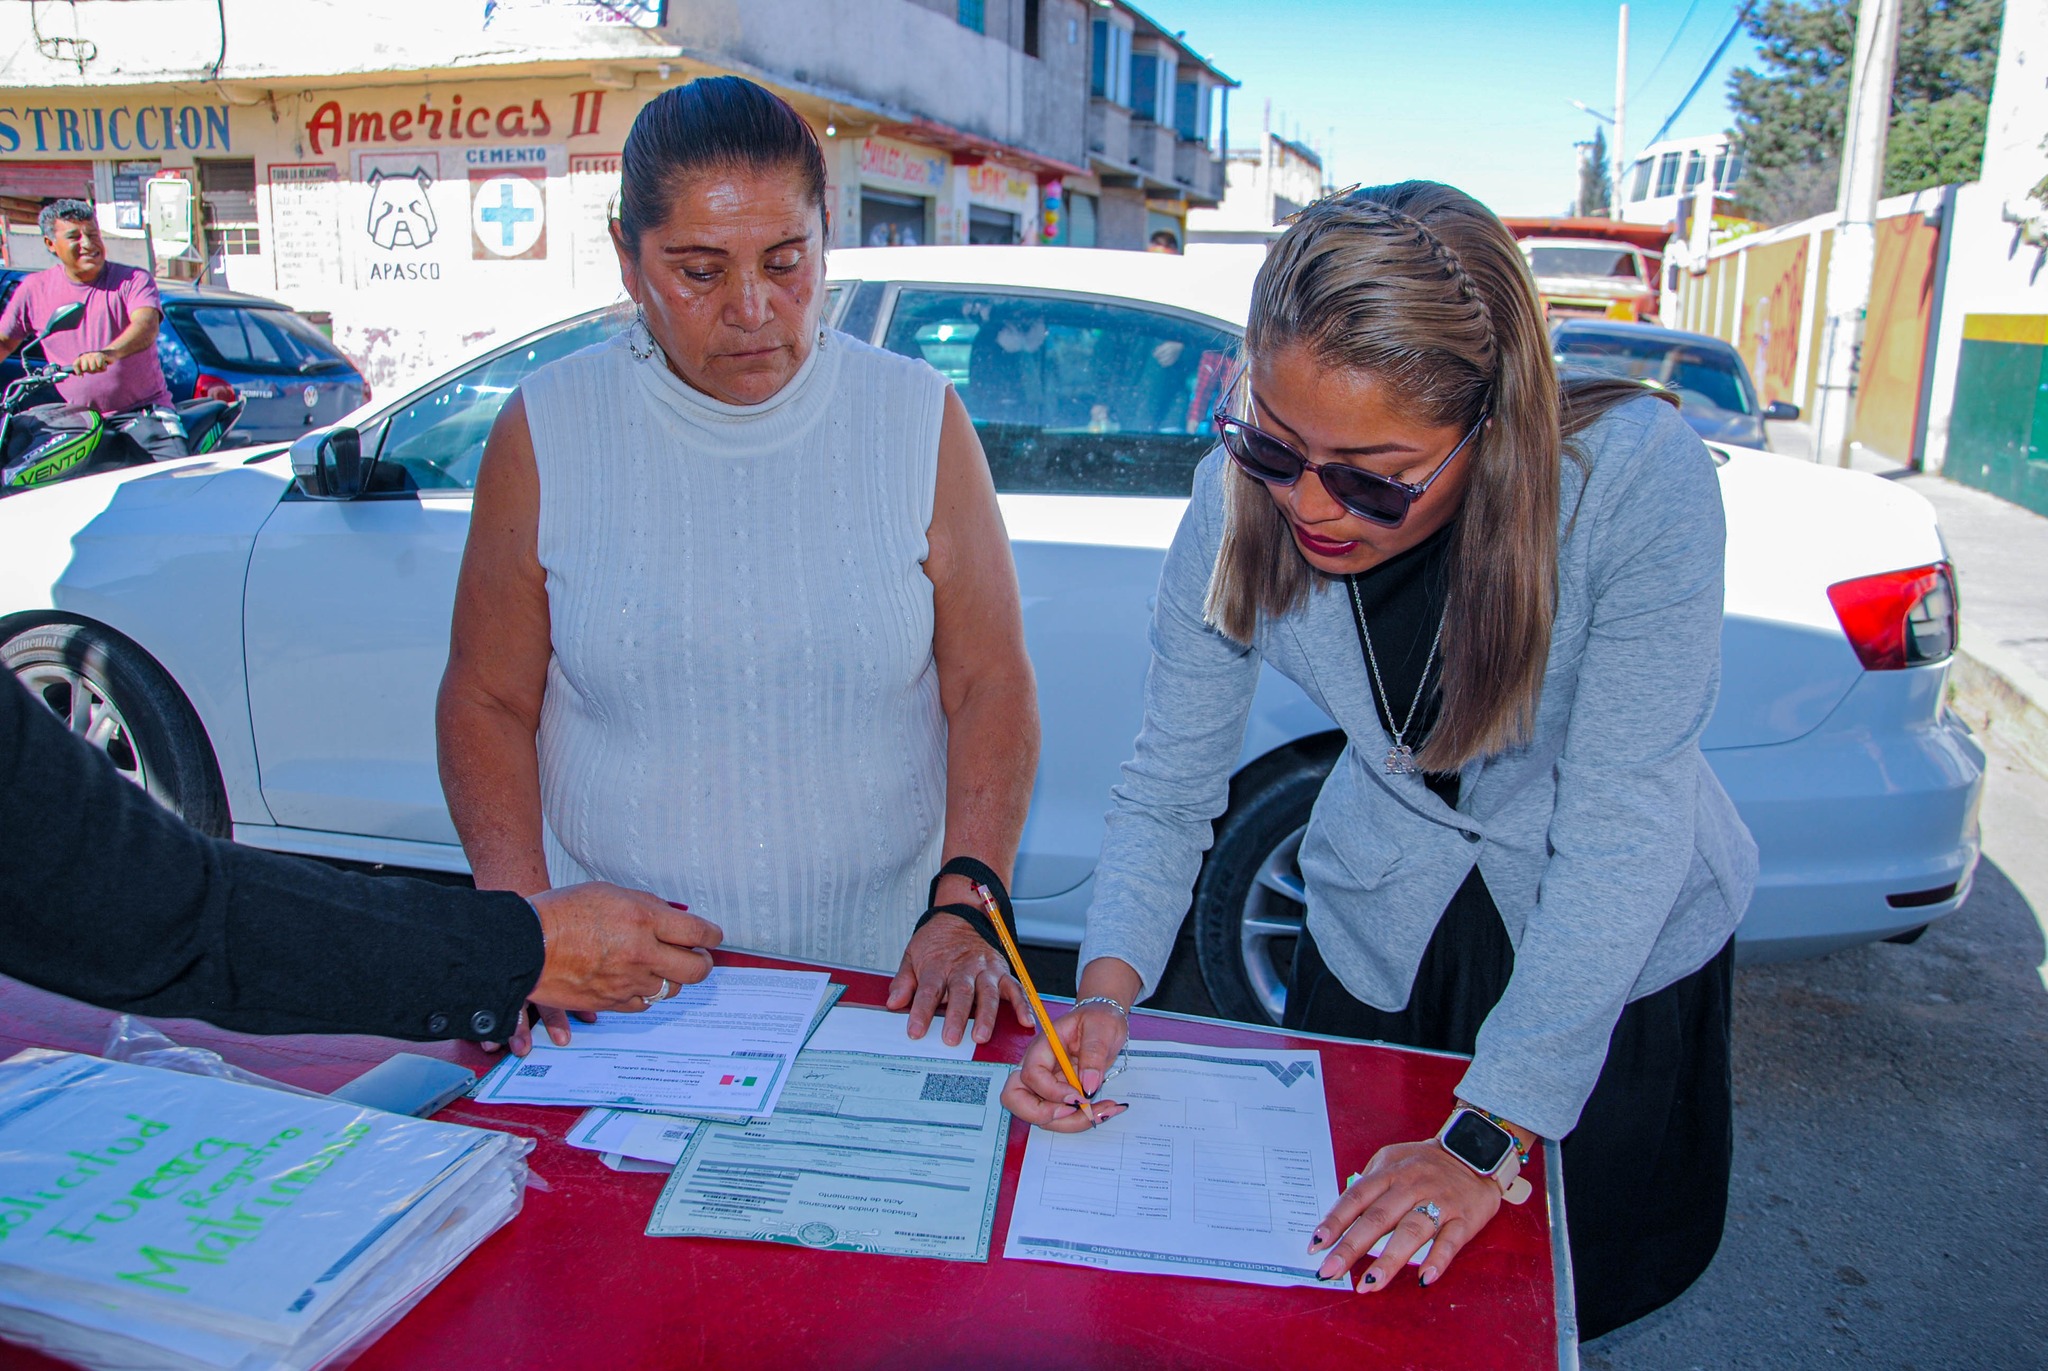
[3,621,228,837]
[1192,746,1336,1026]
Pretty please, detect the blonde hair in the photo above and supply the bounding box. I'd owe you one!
[1205,182,1668,770]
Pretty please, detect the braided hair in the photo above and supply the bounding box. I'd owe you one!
[1211,181,1669,769]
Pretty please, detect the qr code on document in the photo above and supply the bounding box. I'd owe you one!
[516,1063,552,1078]
[918,1072,989,1105]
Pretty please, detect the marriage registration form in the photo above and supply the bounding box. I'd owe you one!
[1004,1042,1347,1290]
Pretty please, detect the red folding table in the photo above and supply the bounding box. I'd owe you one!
[0,953,1576,1371]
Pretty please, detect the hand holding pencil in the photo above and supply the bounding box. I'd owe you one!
[985,878,1133,1132]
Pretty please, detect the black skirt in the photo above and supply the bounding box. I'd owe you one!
[1283,867,1735,1341]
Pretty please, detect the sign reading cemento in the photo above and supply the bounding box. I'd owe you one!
[0,100,230,157]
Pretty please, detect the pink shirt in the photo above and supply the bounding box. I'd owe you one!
[0,262,173,413]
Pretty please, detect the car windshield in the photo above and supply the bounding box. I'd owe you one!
[1556,332,1755,416]
[1528,245,1641,280]
[168,304,352,377]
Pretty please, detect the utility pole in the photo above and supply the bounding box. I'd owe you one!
[1610,4,1629,221]
[1812,0,1900,467]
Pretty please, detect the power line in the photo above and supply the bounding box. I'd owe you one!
[1646,0,1757,149]
[1636,0,1705,94]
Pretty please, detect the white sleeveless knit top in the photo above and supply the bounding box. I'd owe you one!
[519,327,949,971]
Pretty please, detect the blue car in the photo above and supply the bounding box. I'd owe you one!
[0,270,366,445]
[1551,319,1800,450]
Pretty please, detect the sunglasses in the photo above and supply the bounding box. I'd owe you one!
[1213,398,1486,528]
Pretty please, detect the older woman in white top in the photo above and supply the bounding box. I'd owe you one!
[436,77,1038,1053]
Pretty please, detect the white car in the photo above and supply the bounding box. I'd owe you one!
[0,246,1984,1025]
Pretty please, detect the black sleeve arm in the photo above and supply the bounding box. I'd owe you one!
[0,673,542,1041]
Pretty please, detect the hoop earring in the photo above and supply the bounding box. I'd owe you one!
[627,303,658,362]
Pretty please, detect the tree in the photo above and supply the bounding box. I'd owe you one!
[1577,127,1612,216]
[1727,0,2003,224]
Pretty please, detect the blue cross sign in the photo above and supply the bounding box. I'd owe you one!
[480,180,537,247]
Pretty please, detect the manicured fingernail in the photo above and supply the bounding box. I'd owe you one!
[1307,1228,1328,1252]
[1080,1069,1104,1094]
[1062,1093,1080,1106]
[1359,1272,1378,1287]
[1420,1268,1437,1287]
[1052,1104,1077,1119]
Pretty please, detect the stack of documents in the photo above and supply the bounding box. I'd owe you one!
[563,1005,977,1169]
[472,967,836,1119]
[0,1049,531,1371]
[1005,1041,1349,1291]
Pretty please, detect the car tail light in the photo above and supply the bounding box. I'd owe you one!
[1826,563,1957,670]
[195,372,238,402]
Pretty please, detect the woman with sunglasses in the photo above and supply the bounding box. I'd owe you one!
[1002,183,1757,1339]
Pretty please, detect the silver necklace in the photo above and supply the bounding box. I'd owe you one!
[1346,574,1443,775]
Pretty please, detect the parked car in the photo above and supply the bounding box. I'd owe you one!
[0,270,366,444]
[0,246,1982,1027]
[1554,318,1799,451]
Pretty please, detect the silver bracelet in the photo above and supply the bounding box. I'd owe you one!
[1073,995,1129,1021]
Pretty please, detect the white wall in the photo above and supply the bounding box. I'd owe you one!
[1919,0,2048,475]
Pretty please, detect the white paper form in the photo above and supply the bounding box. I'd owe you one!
[1004,1042,1349,1291]
[472,967,830,1116]
[645,1051,1011,1262]
[565,1006,974,1166]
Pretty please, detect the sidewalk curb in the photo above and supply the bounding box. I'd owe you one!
[1949,642,2048,781]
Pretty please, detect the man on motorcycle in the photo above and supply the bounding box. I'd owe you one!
[0,200,186,461]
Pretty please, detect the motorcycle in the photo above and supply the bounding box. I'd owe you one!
[1,304,246,494]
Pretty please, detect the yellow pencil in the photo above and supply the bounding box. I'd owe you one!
[974,880,1100,1126]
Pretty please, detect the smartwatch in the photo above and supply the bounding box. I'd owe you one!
[1436,1107,1535,1205]
[1436,1106,1517,1178]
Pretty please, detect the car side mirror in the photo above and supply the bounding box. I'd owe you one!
[1763,400,1801,421]
[290,425,371,500]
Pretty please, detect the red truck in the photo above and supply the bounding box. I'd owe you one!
[1499,216,1668,325]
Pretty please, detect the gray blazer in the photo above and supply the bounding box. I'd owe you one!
[1078,396,1758,1141]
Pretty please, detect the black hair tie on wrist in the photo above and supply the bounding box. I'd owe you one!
[913,857,1014,954]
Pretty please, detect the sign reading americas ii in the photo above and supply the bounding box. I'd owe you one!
[303,90,609,156]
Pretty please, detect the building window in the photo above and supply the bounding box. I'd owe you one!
[1681,149,1706,193]
[1091,19,1131,105]
[1068,191,1098,247]
[1173,79,1210,142]
[1023,0,1040,57]
[861,190,928,247]
[1654,152,1681,198]
[958,0,983,33]
[1717,147,1745,190]
[1132,53,1163,122]
[198,158,260,259]
[1630,158,1653,202]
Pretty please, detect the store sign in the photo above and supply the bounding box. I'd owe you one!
[351,146,565,285]
[304,89,606,157]
[859,137,948,193]
[966,163,1035,208]
[0,102,230,158]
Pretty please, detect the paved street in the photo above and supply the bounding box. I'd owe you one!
[1584,730,2048,1369]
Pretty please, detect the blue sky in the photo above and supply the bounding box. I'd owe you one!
[1150,0,1762,216]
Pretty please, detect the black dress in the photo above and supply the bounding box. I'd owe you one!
[1279,522,1734,1341]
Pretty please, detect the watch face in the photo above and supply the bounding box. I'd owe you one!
[1443,1110,1515,1173]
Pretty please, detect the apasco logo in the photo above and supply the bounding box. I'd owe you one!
[365,168,437,250]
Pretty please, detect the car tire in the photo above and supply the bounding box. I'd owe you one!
[3,621,228,837]
[1192,744,1337,1026]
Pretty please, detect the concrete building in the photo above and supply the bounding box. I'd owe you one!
[0,0,1226,389]
[1060,0,1233,252]
[1185,127,1323,245]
